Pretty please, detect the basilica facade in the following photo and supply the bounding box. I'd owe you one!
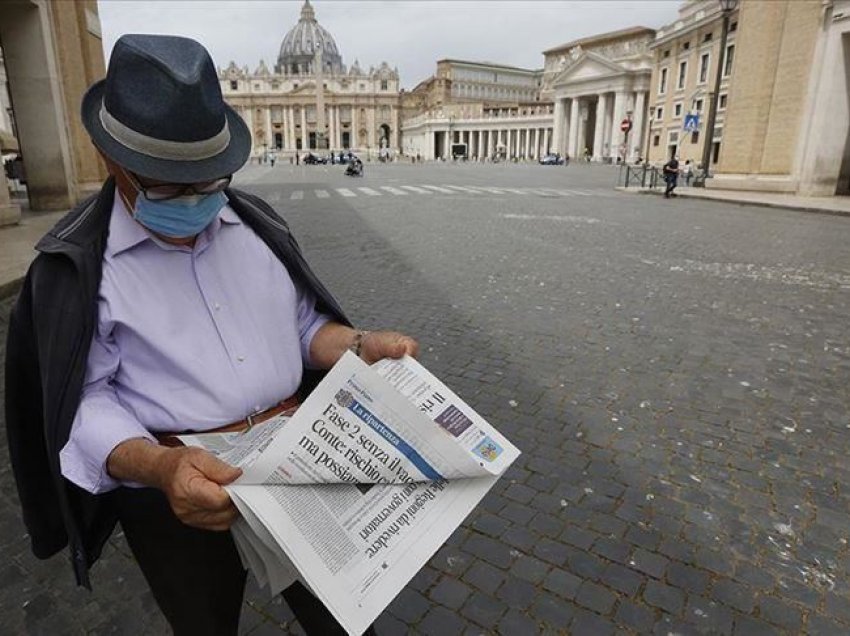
[220,1,401,159]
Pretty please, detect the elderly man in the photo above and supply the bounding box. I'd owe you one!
[4,34,416,635]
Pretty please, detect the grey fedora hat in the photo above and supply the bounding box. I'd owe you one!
[82,34,250,183]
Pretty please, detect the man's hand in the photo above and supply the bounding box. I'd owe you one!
[156,447,242,531]
[107,439,242,531]
[360,330,419,364]
[310,323,419,368]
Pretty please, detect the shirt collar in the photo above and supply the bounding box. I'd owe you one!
[107,193,241,257]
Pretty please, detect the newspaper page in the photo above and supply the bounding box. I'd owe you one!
[179,352,519,635]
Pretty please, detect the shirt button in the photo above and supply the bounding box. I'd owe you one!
[237,355,245,362]
[214,303,221,311]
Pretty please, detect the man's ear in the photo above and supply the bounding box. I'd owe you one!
[96,148,136,208]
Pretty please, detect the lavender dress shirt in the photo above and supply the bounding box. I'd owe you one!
[59,195,330,493]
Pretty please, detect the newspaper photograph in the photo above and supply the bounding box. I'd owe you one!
[179,352,519,635]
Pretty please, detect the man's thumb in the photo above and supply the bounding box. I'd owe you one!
[197,452,242,485]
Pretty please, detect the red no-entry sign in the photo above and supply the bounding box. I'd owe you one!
[620,119,632,133]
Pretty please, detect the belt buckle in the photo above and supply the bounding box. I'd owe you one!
[244,409,262,432]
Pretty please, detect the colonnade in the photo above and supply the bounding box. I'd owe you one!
[552,90,647,161]
[438,125,554,160]
[238,104,398,152]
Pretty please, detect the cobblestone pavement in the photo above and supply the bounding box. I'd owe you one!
[2,162,850,634]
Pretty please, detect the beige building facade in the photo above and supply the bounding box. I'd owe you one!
[0,0,107,219]
[645,0,739,166]
[713,0,850,196]
[546,27,656,162]
[401,58,552,160]
[221,1,401,159]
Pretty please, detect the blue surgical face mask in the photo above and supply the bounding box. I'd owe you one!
[128,191,228,239]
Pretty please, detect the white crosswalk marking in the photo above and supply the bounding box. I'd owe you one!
[400,185,432,194]
[523,188,552,196]
[467,186,504,194]
[290,190,303,200]
[443,185,481,193]
[380,186,408,195]
[336,188,357,198]
[358,187,381,196]
[500,188,528,195]
[268,191,282,203]
[420,185,455,194]
[315,189,330,198]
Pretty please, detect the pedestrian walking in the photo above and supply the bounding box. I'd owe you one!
[682,159,692,186]
[5,34,418,636]
[663,155,680,198]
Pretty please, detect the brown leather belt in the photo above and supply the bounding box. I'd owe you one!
[155,395,300,448]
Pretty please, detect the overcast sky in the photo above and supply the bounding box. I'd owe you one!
[97,1,681,89]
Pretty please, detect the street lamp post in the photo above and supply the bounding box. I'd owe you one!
[698,0,737,185]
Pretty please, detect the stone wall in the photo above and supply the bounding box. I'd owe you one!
[716,0,821,178]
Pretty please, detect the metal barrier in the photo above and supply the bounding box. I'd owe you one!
[621,164,664,189]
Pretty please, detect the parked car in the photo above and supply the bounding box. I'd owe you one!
[302,152,327,165]
[539,153,565,165]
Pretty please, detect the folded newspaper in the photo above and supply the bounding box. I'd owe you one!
[179,351,520,635]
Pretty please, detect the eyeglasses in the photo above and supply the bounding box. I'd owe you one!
[124,170,232,201]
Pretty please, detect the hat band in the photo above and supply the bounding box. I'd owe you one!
[99,103,230,161]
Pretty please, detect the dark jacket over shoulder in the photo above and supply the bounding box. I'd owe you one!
[4,178,350,587]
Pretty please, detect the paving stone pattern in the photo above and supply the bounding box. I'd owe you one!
[2,163,850,634]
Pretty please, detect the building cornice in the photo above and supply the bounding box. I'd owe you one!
[651,7,738,49]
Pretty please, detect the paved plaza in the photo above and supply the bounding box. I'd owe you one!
[2,161,850,634]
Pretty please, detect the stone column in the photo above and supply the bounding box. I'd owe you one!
[391,107,399,151]
[335,105,342,150]
[0,1,77,210]
[488,130,494,157]
[368,108,376,151]
[611,91,626,160]
[264,107,272,152]
[523,127,530,159]
[301,106,308,149]
[0,169,21,226]
[631,91,646,161]
[593,94,607,161]
[601,94,613,159]
[553,98,565,157]
[567,98,580,158]
[351,106,359,149]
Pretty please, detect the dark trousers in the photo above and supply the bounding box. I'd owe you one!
[664,175,678,197]
[113,487,352,636]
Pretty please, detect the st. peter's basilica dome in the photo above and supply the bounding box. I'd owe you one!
[275,1,344,75]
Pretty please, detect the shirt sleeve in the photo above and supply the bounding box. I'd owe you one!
[59,311,157,494]
[295,281,332,368]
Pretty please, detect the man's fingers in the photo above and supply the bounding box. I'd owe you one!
[194,451,242,485]
[401,337,419,358]
[186,474,234,511]
[185,505,240,531]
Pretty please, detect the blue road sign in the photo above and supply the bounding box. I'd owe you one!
[683,114,700,132]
